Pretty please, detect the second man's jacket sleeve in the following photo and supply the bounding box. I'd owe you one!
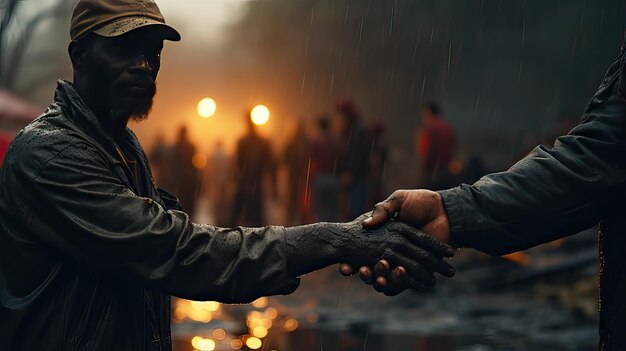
[439,47,626,256]
[21,142,300,303]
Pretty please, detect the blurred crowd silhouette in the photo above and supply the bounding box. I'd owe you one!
[145,98,478,228]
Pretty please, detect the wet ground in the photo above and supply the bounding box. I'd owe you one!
[172,250,598,351]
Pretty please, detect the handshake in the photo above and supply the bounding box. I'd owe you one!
[286,189,456,296]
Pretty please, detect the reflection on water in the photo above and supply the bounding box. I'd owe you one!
[173,327,585,351]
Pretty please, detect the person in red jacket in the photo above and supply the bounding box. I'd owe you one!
[0,133,10,166]
[416,102,456,189]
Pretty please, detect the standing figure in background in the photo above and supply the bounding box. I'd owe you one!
[172,126,199,219]
[366,119,388,209]
[230,111,277,226]
[0,133,11,167]
[207,140,230,226]
[337,99,370,220]
[283,121,310,225]
[310,115,343,222]
[148,132,171,187]
[416,102,456,189]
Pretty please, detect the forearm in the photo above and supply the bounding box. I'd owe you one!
[284,222,349,277]
[440,54,626,255]
[440,172,602,256]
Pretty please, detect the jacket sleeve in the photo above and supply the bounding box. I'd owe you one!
[439,46,626,256]
[22,142,299,303]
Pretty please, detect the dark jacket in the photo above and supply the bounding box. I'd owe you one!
[439,40,626,350]
[0,81,299,350]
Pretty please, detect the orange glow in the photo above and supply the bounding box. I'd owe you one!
[192,153,208,169]
[448,160,462,175]
[251,105,270,125]
[246,337,263,349]
[198,98,217,118]
[283,319,298,332]
[252,326,268,338]
[230,339,244,349]
[174,300,221,323]
[212,328,226,340]
[503,252,531,266]
[306,312,319,324]
[251,297,268,308]
[264,307,278,319]
[191,336,216,351]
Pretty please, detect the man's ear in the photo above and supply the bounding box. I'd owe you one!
[68,40,88,72]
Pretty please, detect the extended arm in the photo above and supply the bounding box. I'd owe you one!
[15,143,453,303]
[345,38,626,292]
[441,50,626,255]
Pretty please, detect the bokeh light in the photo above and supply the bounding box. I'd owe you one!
[251,297,268,308]
[264,307,278,319]
[174,300,221,323]
[192,153,208,169]
[252,326,268,338]
[283,318,299,332]
[191,336,216,351]
[198,98,217,118]
[245,337,263,350]
[212,328,226,340]
[250,105,270,125]
[230,339,244,350]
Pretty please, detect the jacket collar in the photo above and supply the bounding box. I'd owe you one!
[53,80,157,198]
[53,80,125,146]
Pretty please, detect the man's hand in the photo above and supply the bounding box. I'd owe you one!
[339,190,453,295]
[339,212,455,295]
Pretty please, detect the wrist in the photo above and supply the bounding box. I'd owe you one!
[284,222,347,277]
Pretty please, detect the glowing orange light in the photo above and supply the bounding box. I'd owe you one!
[230,339,244,349]
[251,326,268,338]
[175,300,220,322]
[264,307,278,319]
[246,337,263,349]
[448,160,462,175]
[192,153,208,170]
[198,98,217,118]
[306,313,319,324]
[283,319,298,332]
[212,328,226,340]
[250,105,270,125]
[251,297,268,308]
[191,336,216,351]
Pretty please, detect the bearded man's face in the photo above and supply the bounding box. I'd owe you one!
[81,28,163,124]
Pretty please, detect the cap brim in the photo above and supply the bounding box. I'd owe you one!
[93,17,181,42]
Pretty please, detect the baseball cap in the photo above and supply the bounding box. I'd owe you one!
[70,0,181,42]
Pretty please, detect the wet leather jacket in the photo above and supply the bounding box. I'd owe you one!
[440,39,626,351]
[0,81,299,350]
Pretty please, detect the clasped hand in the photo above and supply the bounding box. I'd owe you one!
[342,189,454,296]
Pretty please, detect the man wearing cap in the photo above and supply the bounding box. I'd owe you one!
[0,1,454,350]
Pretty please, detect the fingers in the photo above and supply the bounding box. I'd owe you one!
[390,256,437,287]
[363,191,405,229]
[373,260,391,292]
[339,263,354,276]
[358,262,440,296]
[374,259,391,276]
[390,221,454,257]
[402,244,456,277]
[359,266,373,284]
[381,266,408,296]
[376,266,430,296]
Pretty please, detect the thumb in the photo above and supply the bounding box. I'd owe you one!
[363,192,403,229]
